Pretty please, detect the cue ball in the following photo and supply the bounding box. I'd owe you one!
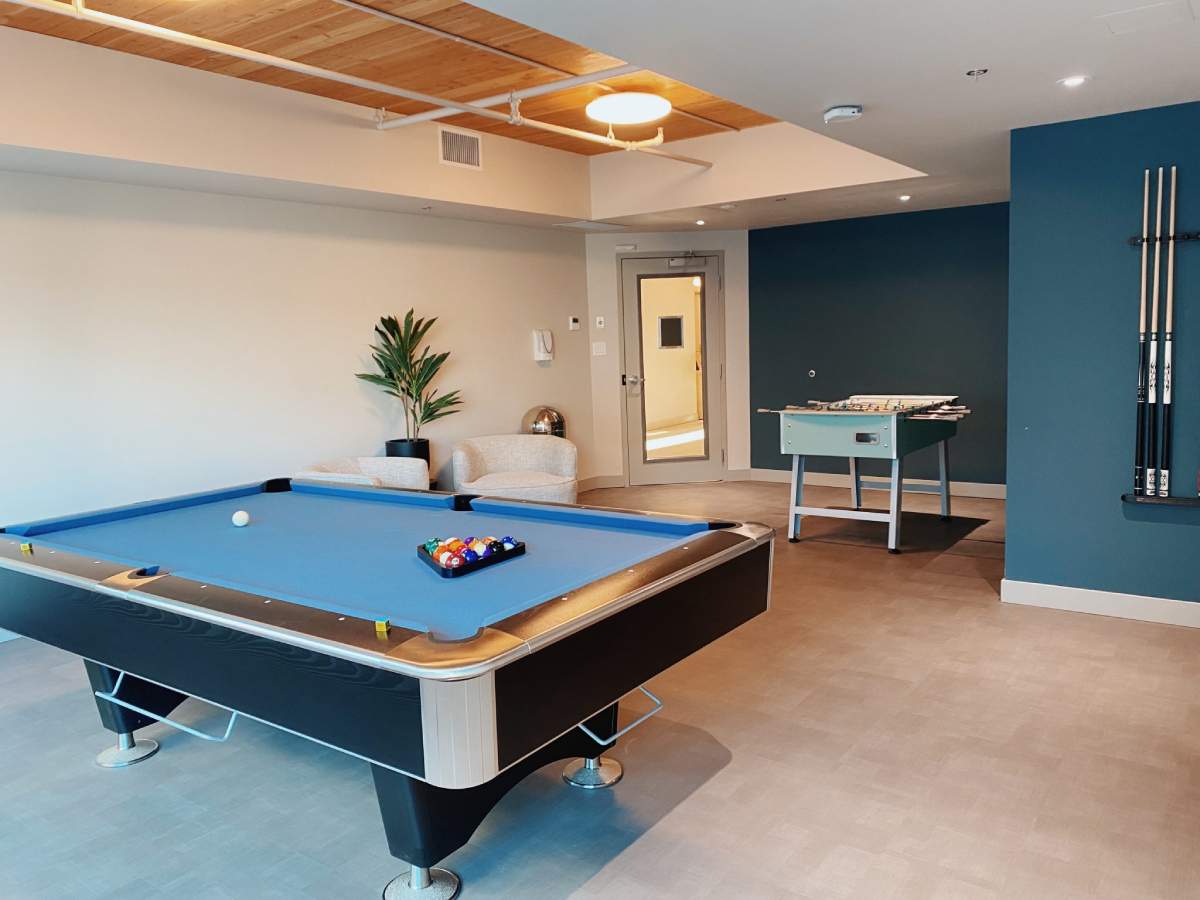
[231,510,250,527]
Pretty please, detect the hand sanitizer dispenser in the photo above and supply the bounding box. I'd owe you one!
[533,329,554,362]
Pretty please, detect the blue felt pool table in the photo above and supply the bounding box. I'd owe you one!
[0,478,772,898]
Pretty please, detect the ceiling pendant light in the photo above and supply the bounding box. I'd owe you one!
[585,92,673,126]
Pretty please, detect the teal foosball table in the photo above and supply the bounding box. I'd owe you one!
[758,395,970,553]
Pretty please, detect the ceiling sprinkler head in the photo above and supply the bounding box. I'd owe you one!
[822,105,863,125]
[966,68,989,81]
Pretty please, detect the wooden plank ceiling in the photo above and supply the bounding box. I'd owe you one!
[0,0,776,152]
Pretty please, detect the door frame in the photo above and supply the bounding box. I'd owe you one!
[616,251,727,486]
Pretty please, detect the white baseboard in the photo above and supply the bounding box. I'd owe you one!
[0,630,18,644]
[748,467,1006,500]
[579,475,626,492]
[1002,579,1200,628]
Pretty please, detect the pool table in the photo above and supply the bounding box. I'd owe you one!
[0,478,772,898]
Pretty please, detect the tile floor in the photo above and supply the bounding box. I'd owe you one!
[2,481,1199,899]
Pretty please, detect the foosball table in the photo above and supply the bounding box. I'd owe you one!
[758,395,971,552]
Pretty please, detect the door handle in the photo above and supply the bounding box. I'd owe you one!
[622,374,644,386]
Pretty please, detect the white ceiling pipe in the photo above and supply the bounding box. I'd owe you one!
[635,147,715,170]
[337,0,736,133]
[499,115,710,168]
[11,0,712,168]
[17,0,518,122]
[378,64,641,130]
[333,0,584,78]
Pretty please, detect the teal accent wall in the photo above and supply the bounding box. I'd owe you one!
[1008,102,1200,600]
[749,203,1009,483]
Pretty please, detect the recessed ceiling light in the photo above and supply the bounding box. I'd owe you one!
[1058,74,1089,88]
[585,92,672,125]
[965,68,989,80]
[695,219,706,226]
[899,195,912,202]
[719,203,737,210]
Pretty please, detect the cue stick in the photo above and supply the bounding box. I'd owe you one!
[1135,168,1150,495]
[1159,165,1177,496]
[1145,167,1164,496]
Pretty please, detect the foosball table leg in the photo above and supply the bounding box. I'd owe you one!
[849,457,862,510]
[938,440,952,520]
[887,457,904,553]
[788,453,805,542]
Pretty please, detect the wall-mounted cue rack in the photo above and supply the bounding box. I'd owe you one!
[1122,165,1200,509]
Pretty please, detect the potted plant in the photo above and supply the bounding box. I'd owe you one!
[356,310,462,465]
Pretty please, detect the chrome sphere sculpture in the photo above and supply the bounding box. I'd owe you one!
[521,406,565,438]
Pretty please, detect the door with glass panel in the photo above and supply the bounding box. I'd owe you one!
[621,255,725,485]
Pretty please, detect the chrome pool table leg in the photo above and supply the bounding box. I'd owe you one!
[788,454,805,542]
[887,456,904,554]
[563,755,624,789]
[383,866,460,900]
[95,731,159,768]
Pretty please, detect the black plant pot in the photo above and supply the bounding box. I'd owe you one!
[385,438,430,465]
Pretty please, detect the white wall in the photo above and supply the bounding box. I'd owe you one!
[584,230,750,480]
[0,27,591,223]
[0,171,593,523]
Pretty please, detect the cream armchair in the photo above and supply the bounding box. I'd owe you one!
[451,435,578,503]
[296,456,430,490]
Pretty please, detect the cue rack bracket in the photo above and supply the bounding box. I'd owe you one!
[1121,493,1200,508]
[1128,231,1200,246]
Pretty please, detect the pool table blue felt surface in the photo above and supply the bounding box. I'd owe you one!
[6,482,711,640]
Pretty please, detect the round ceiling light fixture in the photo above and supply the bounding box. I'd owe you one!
[1058,74,1090,88]
[585,92,672,125]
[695,219,706,226]
[898,194,912,202]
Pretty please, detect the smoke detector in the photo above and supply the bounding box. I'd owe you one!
[823,105,863,124]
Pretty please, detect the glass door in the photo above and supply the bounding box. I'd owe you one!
[621,255,725,485]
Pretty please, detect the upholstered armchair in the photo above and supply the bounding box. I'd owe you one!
[296,456,430,490]
[451,435,578,503]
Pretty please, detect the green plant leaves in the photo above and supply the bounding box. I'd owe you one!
[354,309,462,439]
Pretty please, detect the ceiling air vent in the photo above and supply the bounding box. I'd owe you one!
[438,126,482,170]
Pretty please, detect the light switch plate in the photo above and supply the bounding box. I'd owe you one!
[591,341,607,357]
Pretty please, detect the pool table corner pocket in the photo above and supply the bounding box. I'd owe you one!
[388,626,528,677]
